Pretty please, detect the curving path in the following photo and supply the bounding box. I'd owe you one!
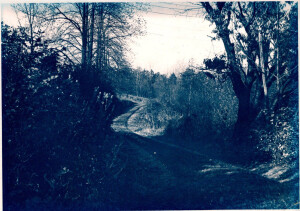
[111,95,148,134]
[111,94,298,209]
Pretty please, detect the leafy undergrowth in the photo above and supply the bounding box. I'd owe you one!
[3,88,134,210]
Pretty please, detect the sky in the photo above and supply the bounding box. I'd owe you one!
[1,4,16,26]
[1,2,225,74]
[129,2,224,74]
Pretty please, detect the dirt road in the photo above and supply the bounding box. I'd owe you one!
[111,95,299,209]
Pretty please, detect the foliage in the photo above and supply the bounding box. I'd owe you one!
[108,65,238,141]
[164,69,237,140]
[2,1,299,209]
[43,3,144,71]
[252,106,299,165]
[2,23,126,209]
[200,2,298,137]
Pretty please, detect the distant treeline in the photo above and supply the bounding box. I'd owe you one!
[107,67,237,138]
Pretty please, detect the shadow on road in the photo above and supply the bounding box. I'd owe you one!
[113,132,298,210]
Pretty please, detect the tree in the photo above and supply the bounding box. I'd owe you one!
[13,4,42,55]
[167,73,178,104]
[43,3,144,98]
[200,2,298,138]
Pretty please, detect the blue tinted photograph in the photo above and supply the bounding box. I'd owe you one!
[2,1,299,210]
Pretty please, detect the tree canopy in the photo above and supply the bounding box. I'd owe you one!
[199,2,298,136]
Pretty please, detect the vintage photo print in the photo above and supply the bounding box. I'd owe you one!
[1,1,299,210]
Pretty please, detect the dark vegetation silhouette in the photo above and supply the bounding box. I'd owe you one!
[2,2,298,210]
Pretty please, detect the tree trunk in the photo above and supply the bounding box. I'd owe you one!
[275,2,281,108]
[81,3,88,72]
[233,84,252,138]
[219,27,253,139]
[87,3,95,71]
[80,3,92,99]
[24,3,35,56]
[96,4,104,71]
[259,29,269,108]
[201,2,256,140]
[29,6,34,55]
[188,82,192,117]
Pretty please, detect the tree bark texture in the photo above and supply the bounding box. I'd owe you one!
[202,2,254,138]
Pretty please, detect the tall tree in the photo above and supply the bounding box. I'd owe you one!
[200,2,298,138]
[44,3,144,97]
[13,3,48,57]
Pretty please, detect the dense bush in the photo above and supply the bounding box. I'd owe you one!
[2,24,127,209]
[252,107,299,165]
[163,70,237,141]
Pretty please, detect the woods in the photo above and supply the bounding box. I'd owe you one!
[2,2,298,210]
[200,2,298,137]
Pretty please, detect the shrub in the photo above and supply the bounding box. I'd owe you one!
[252,107,299,165]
